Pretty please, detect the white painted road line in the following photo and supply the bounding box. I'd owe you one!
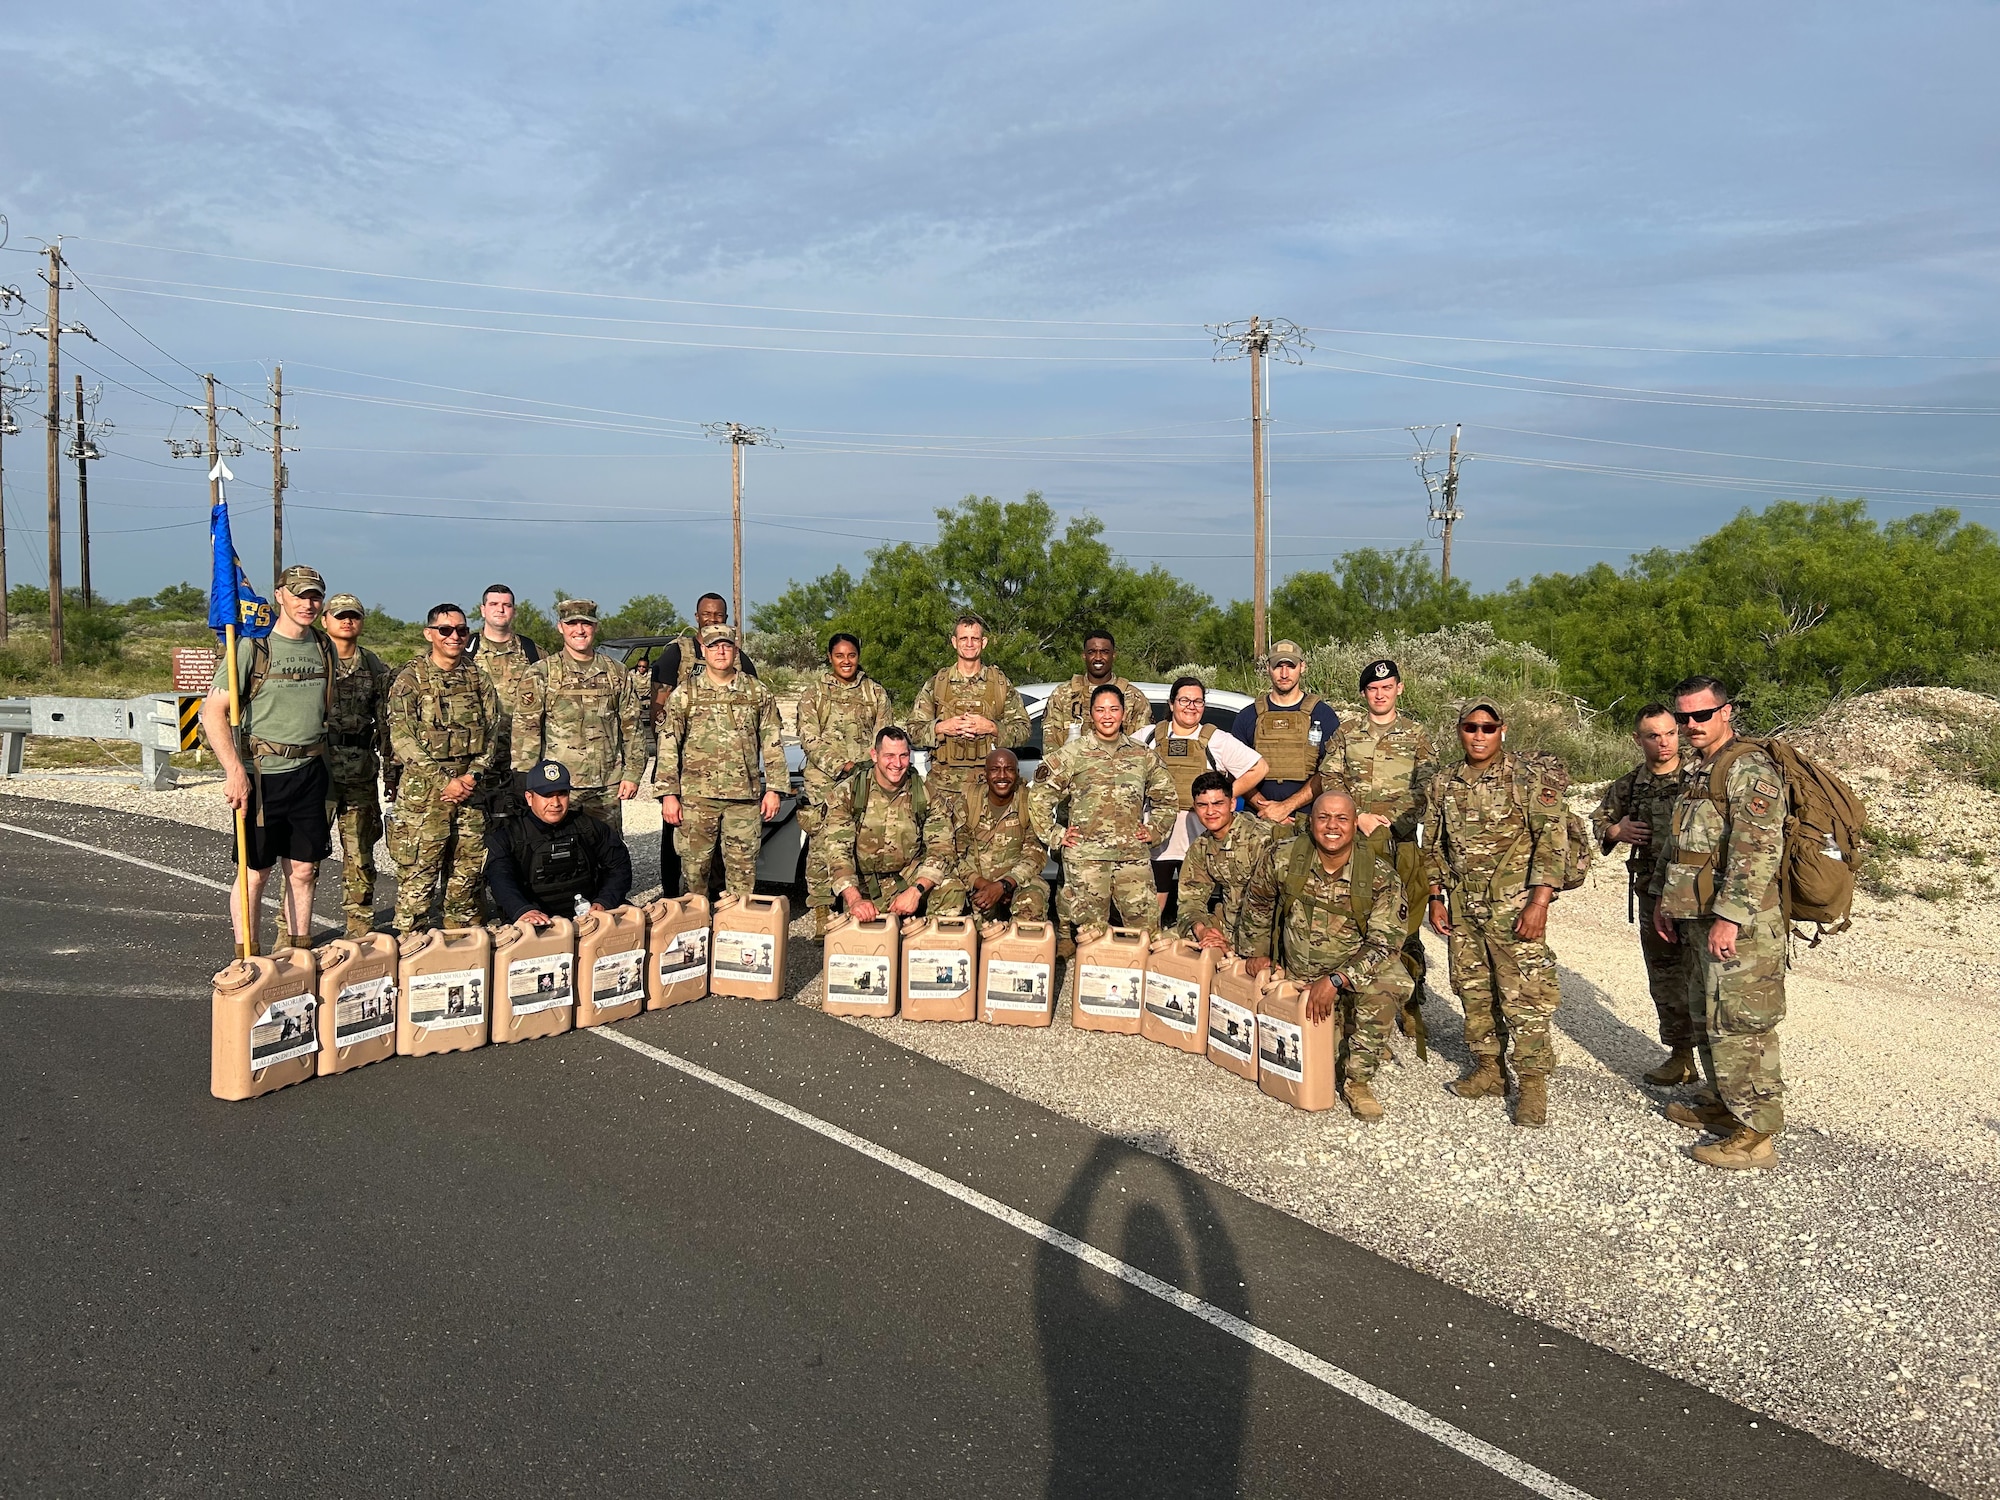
[0,822,236,892]
[602,1027,1602,1500]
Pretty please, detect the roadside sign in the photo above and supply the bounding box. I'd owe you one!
[171,647,220,694]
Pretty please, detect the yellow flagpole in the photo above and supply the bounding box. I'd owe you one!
[225,621,252,958]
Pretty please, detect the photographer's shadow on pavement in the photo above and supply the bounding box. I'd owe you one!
[1035,1138,1249,1499]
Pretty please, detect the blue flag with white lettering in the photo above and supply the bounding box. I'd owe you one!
[207,491,273,639]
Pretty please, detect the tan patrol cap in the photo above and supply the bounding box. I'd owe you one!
[277,564,325,597]
[1267,639,1305,667]
[699,623,739,647]
[325,592,364,615]
[556,599,598,624]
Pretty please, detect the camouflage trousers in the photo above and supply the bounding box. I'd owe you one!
[1446,900,1561,1079]
[930,875,1050,925]
[798,797,835,914]
[387,770,488,933]
[570,786,622,827]
[332,773,383,933]
[1060,858,1160,934]
[1339,963,1418,1083]
[1682,907,1786,1135]
[1637,890,1699,1049]
[677,795,761,899]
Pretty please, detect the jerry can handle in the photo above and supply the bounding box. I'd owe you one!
[1109,929,1145,948]
[935,916,970,934]
[1013,921,1050,938]
[745,896,776,912]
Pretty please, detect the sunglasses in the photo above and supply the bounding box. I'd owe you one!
[429,623,471,637]
[1458,721,1503,735]
[1673,704,1728,725]
[330,611,362,622]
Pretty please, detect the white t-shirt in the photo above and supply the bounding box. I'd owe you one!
[1134,723,1265,862]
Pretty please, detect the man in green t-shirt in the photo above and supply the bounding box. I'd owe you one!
[200,563,335,953]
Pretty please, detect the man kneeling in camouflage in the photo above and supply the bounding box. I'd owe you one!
[1240,791,1413,1123]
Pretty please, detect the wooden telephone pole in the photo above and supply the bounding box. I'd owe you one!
[1207,315,1310,660]
[42,245,63,665]
[268,366,291,586]
[703,421,778,627]
[73,376,93,607]
[1409,423,1466,589]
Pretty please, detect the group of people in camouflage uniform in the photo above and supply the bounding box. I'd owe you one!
[210,572,1789,1173]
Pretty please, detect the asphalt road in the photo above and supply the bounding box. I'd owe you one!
[0,794,1940,1498]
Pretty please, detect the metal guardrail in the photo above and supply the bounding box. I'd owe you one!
[0,694,192,790]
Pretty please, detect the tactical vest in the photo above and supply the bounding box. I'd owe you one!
[243,632,337,759]
[326,650,386,754]
[406,660,492,768]
[931,667,1010,768]
[1154,724,1218,810]
[1252,693,1324,783]
[521,821,599,907]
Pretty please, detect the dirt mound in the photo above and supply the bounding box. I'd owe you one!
[1791,686,2000,782]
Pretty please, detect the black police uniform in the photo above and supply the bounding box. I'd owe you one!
[485,808,634,922]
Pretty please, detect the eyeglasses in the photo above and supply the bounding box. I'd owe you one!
[1173,696,1203,707]
[429,624,471,637]
[1672,704,1728,725]
[1458,721,1503,735]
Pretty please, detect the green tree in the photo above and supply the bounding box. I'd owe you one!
[599,593,686,638]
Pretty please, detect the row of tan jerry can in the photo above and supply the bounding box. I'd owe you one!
[211,893,790,1101]
[823,916,1338,1112]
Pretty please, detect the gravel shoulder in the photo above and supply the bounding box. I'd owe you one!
[13,763,1995,1497]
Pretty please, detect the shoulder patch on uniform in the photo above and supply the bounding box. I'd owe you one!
[1753,779,1781,800]
[1749,796,1770,817]
[1537,786,1559,806]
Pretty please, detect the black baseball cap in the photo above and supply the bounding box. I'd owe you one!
[526,759,573,794]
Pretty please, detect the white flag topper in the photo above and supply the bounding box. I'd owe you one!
[208,458,235,484]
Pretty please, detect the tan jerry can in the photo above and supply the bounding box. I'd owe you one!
[978,919,1056,1027]
[1073,926,1149,1035]
[576,905,647,1028]
[212,948,320,1101]
[822,914,899,1018]
[711,893,790,1000]
[316,934,399,1077]
[1141,937,1215,1055]
[901,915,978,1022]
[645,894,711,1010]
[397,927,492,1056]
[492,917,577,1044]
[1206,956,1263,1081]
[1257,973,1337,1112]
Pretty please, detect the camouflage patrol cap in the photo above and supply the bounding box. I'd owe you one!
[325,592,364,617]
[1455,696,1506,724]
[277,564,325,598]
[1360,657,1400,688]
[1267,639,1305,667]
[526,759,573,794]
[556,599,598,625]
[699,623,739,647]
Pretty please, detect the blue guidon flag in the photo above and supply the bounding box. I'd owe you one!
[205,459,273,640]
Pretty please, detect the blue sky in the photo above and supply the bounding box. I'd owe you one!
[3,0,1997,624]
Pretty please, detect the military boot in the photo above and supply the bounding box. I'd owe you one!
[344,915,374,940]
[1692,1128,1777,1171]
[1665,1097,1735,1133]
[1643,1047,1701,1087]
[1343,1080,1384,1123]
[1512,1075,1548,1128]
[1056,931,1076,960]
[1447,1060,1505,1099]
[272,929,300,953]
[812,908,829,941]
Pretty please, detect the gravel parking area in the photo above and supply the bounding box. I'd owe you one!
[13,767,1994,1496]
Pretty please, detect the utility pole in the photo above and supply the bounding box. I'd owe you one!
[73,377,94,606]
[1408,422,1467,590]
[266,365,293,587]
[42,245,63,666]
[1208,316,1310,659]
[30,246,91,664]
[703,421,779,626]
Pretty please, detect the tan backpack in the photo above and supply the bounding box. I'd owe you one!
[1702,738,1865,942]
[1507,751,1592,893]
